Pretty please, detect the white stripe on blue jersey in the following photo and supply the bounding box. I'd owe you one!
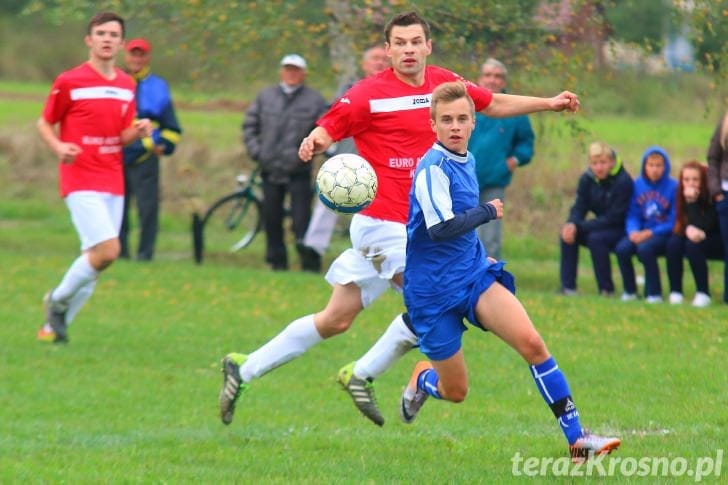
[404,143,488,298]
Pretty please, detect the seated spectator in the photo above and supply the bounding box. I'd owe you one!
[616,146,677,303]
[559,142,633,296]
[666,161,724,307]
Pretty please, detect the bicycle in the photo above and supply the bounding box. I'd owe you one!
[192,168,263,263]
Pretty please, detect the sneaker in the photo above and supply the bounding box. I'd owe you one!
[43,291,68,343]
[569,430,621,463]
[36,323,56,342]
[219,353,249,425]
[645,295,663,304]
[669,292,684,305]
[558,288,578,297]
[620,293,637,302]
[692,292,711,308]
[400,361,433,424]
[337,362,384,426]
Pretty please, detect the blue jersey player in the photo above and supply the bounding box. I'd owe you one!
[400,81,621,462]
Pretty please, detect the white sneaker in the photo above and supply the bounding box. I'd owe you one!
[692,292,711,308]
[669,292,684,305]
[645,295,663,304]
[621,293,637,302]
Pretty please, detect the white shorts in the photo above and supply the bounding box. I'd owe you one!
[64,191,124,250]
[325,213,407,307]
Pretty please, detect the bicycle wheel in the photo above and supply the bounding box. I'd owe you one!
[201,191,262,255]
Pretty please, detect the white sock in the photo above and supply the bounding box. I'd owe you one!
[52,254,99,305]
[353,313,418,379]
[66,279,97,325]
[239,314,322,382]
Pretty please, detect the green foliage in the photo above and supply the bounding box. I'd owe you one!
[604,0,672,48]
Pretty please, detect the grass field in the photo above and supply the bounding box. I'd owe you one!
[0,80,726,482]
[1,196,726,482]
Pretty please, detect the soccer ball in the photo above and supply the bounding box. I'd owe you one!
[315,153,378,214]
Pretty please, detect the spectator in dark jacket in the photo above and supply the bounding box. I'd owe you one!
[559,142,633,296]
[243,54,328,271]
[667,161,724,307]
[706,111,728,304]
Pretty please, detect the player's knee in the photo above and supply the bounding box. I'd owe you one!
[442,383,468,403]
[316,315,354,338]
[520,332,548,362]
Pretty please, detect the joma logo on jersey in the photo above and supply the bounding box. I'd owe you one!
[412,96,430,105]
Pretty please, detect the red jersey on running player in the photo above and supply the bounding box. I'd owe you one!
[317,65,492,224]
[42,62,137,197]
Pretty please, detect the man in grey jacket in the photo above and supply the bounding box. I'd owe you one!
[243,54,328,271]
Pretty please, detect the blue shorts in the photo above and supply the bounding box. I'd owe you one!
[410,261,515,361]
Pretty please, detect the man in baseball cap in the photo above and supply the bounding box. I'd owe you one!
[126,38,151,53]
[280,53,307,69]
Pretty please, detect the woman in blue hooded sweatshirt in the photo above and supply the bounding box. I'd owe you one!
[615,146,677,302]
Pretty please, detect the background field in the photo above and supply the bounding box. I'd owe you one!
[0,73,726,482]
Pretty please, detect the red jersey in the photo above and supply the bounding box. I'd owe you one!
[42,62,136,197]
[318,65,492,223]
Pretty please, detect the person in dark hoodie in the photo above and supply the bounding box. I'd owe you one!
[615,146,677,303]
[559,142,633,296]
[666,161,723,307]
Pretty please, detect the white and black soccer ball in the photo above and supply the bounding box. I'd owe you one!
[315,153,378,214]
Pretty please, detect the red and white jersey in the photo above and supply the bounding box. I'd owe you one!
[42,62,136,197]
[318,65,492,223]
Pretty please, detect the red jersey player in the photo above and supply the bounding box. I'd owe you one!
[218,11,579,427]
[37,12,152,343]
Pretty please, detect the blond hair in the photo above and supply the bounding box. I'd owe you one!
[430,81,474,120]
[588,141,615,159]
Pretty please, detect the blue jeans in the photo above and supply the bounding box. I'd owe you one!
[560,227,624,293]
[666,233,724,294]
[716,192,728,303]
[616,233,670,297]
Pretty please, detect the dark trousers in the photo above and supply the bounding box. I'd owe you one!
[666,233,724,294]
[716,192,728,302]
[615,233,670,297]
[560,227,624,293]
[120,156,160,261]
[262,171,316,270]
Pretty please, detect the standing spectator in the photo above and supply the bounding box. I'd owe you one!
[302,45,389,258]
[615,146,677,303]
[36,12,152,343]
[468,58,535,260]
[706,110,728,304]
[559,142,633,296]
[243,54,328,271]
[120,38,182,261]
[666,161,723,306]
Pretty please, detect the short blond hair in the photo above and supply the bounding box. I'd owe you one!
[430,82,474,120]
[588,141,614,159]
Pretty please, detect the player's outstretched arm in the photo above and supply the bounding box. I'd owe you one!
[484,91,580,118]
[299,126,334,162]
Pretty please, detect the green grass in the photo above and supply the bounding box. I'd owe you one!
[1,198,726,482]
[1,79,726,482]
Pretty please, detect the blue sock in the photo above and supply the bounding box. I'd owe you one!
[530,356,583,445]
[417,368,441,399]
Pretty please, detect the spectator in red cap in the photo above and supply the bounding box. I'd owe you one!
[120,37,182,261]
